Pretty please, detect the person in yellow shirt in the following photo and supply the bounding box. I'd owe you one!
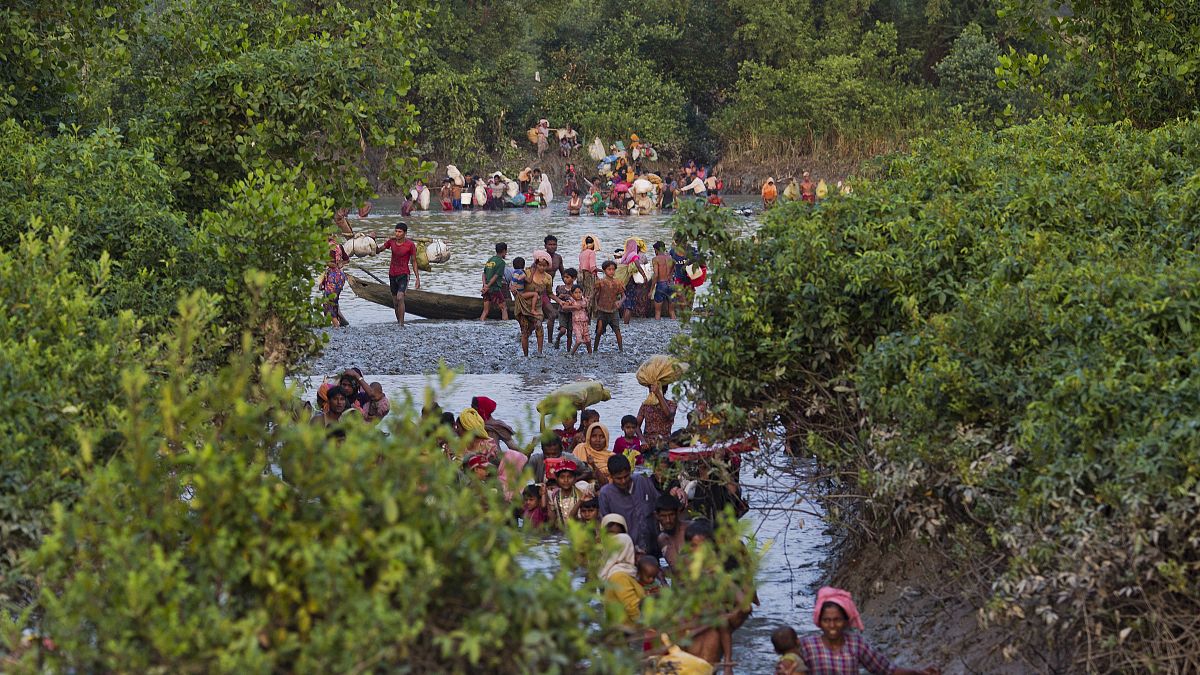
[600,532,645,625]
[574,422,615,485]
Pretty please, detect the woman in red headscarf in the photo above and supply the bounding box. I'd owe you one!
[471,396,518,451]
[799,587,940,675]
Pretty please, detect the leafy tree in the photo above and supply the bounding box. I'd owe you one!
[935,23,1005,121]
[0,121,191,320]
[998,0,1200,125]
[713,22,936,154]
[191,167,332,364]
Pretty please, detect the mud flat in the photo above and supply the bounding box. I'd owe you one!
[309,319,686,377]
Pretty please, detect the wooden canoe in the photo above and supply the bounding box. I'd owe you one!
[346,274,679,320]
[346,275,513,320]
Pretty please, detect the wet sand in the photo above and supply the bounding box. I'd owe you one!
[310,318,686,377]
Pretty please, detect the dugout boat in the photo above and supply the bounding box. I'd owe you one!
[346,275,512,320]
[345,274,686,321]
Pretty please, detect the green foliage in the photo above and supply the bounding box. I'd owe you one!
[17,298,633,672]
[192,167,331,363]
[935,23,1006,122]
[0,121,191,320]
[0,3,138,127]
[143,1,426,208]
[539,51,689,154]
[0,224,147,605]
[999,0,1200,125]
[677,118,1200,669]
[713,21,938,154]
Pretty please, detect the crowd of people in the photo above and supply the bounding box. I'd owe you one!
[407,159,727,217]
[305,370,939,674]
[480,233,700,355]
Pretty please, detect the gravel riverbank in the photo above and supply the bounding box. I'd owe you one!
[308,319,686,377]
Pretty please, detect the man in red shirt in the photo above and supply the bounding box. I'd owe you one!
[376,222,421,326]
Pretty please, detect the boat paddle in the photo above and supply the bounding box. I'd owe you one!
[353,265,388,286]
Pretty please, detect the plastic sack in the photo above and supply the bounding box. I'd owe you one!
[588,137,606,161]
[426,239,450,264]
[349,234,376,258]
[816,179,828,199]
[413,238,431,272]
[649,635,714,675]
[632,178,654,194]
[783,181,801,201]
[537,380,612,428]
[447,164,464,186]
[636,355,687,404]
[526,128,539,144]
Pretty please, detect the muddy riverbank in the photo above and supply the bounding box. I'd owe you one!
[309,319,686,377]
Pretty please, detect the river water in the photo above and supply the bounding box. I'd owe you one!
[307,195,831,671]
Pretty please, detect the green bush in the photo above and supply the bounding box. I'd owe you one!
[15,297,632,673]
[675,117,1200,670]
[191,167,331,364]
[712,22,938,153]
[539,53,689,154]
[935,23,1006,122]
[8,296,761,671]
[0,121,192,321]
[0,224,147,606]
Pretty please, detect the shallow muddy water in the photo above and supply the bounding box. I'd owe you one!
[333,195,757,325]
[296,370,830,672]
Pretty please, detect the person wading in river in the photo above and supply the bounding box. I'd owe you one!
[514,251,553,356]
[376,222,420,326]
[651,241,675,320]
[800,587,941,675]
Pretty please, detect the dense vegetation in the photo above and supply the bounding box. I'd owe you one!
[677,118,1200,670]
[2,0,1198,670]
[0,2,762,669]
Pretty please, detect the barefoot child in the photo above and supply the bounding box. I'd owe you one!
[592,260,624,353]
[480,242,509,321]
[564,286,592,355]
[555,268,578,350]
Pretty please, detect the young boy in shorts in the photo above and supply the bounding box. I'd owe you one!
[592,260,624,353]
[376,222,420,326]
[480,242,509,321]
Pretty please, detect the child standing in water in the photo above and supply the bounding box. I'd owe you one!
[520,484,549,529]
[563,286,592,355]
[555,268,579,350]
[578,235,600,308]
[592,260,624,353]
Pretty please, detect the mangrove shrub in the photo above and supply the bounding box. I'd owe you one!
[676,117,1200,671]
